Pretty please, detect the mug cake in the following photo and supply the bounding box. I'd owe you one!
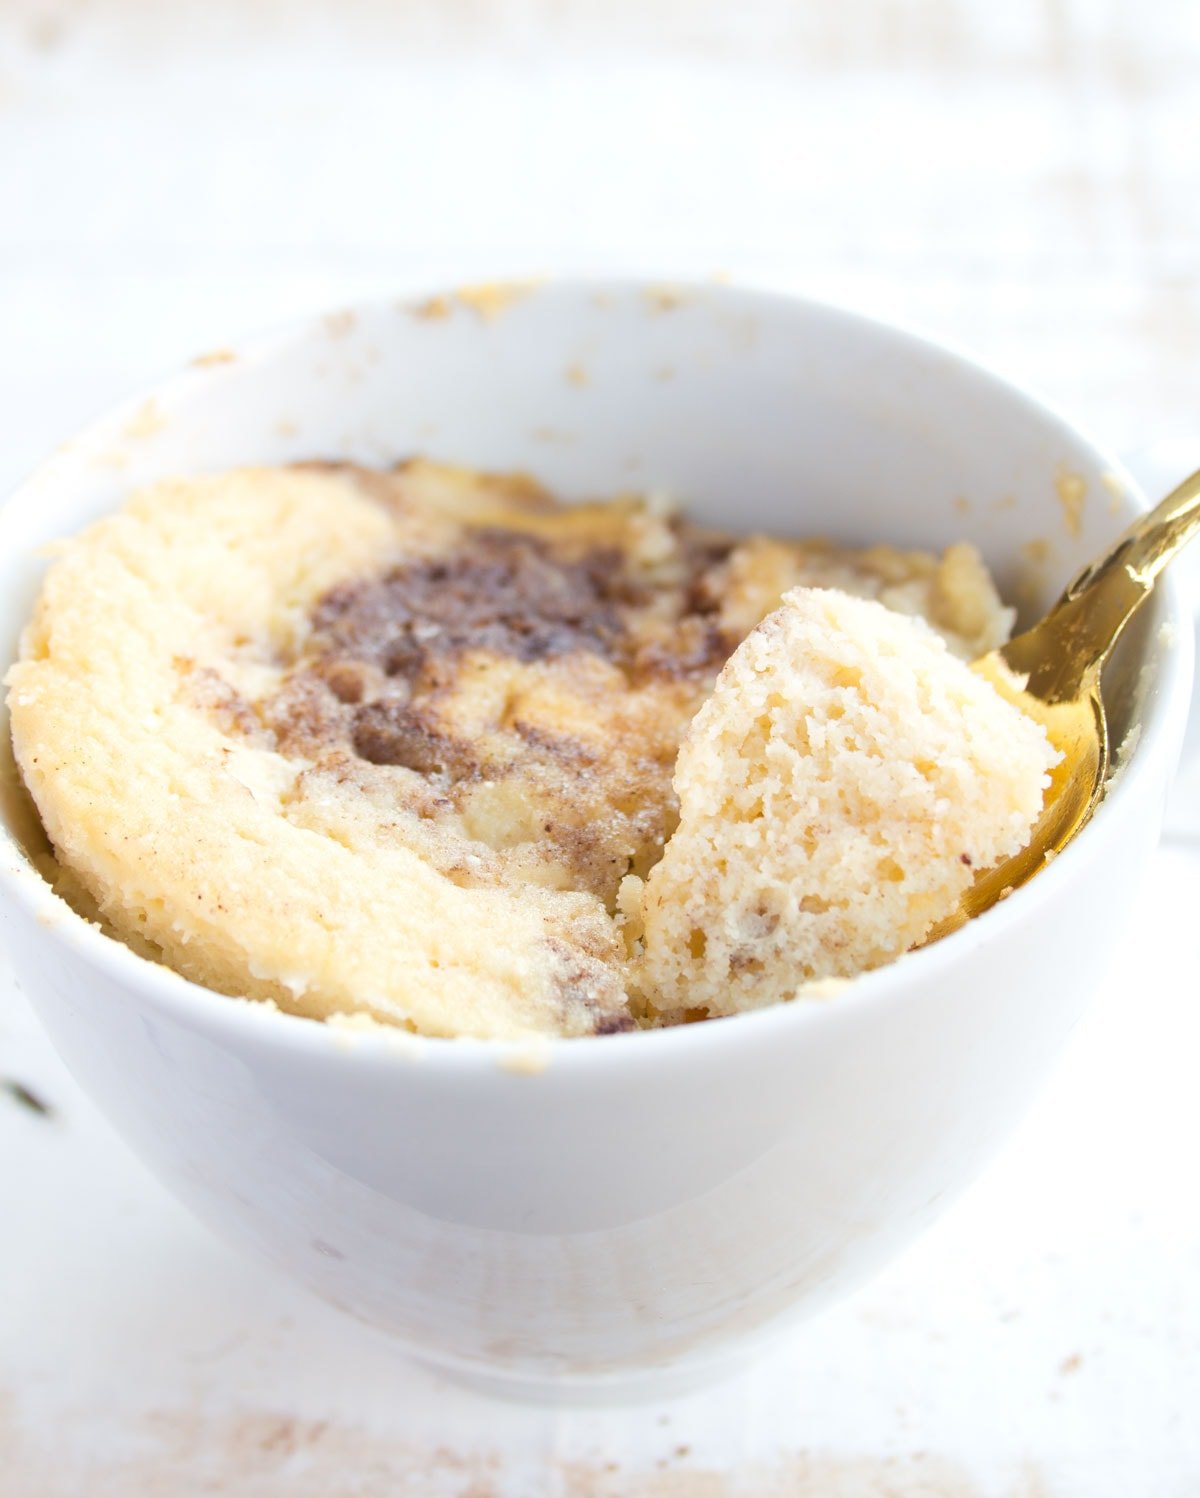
[5,460,1056,1038]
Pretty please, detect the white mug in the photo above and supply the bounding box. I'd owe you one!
[0,282,1192,1397]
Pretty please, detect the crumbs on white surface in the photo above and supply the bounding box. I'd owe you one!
[191,348,238,367]
[1055,466,1087,536]
[123,399,168,441]
[409,293,452,320]
[1100,469,1127,513]
[644,285,686,312]
[453,279,542,321]
[323,310,357,338]
[497,1041,554,1075]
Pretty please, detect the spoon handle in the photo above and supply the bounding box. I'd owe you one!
[1010,466,1200,701]
[1069,465,1200,597]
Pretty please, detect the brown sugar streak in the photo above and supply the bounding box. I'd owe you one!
[257,488,744,906]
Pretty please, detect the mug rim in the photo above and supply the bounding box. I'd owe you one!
[1,276,1192,1072]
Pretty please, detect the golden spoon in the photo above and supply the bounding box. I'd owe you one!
[930,465,1200,940]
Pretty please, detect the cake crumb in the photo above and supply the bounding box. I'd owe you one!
[645,285,686,313]
[324,310,357,338]
[455,280,541,321]
[632,588,1058,1023]
[411,294,452,320]
[192,348,238,367]
[1056,466,1087,536]
[123,399,167,440]
[1100,469,1126,513]
[498,1042,553,1075]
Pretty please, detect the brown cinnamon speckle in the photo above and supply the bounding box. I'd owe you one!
[2,1079,52,1117]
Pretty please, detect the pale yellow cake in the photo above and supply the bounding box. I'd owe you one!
[628,588,1060,1024]
[6,460,1041,1039]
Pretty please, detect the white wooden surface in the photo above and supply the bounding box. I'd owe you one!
[2,3,1200,1492]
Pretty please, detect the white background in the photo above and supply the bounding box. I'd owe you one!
[2,2,1200,1493]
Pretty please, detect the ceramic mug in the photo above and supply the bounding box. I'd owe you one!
[0,282,1191,1398]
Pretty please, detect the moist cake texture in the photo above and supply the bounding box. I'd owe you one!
[629,588,1060,1024]
[6,460,1044,1039]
